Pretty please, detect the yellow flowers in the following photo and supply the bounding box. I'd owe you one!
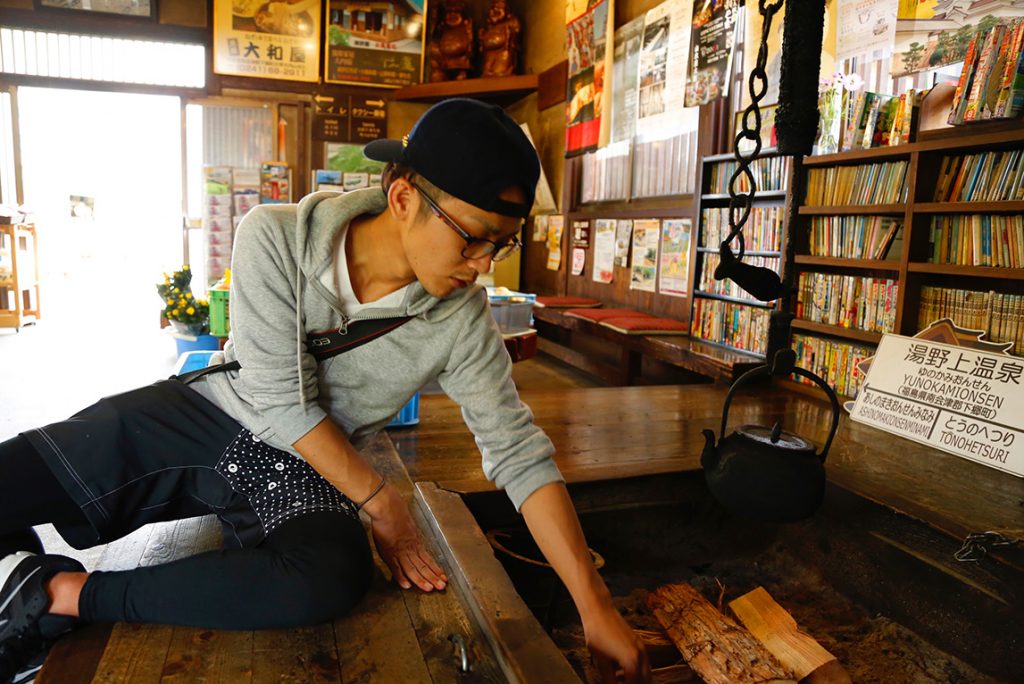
[157,265,210,333]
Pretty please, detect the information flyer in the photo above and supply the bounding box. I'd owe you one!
[629,219,660,292]
[851,334,1023,478]
[592,219,617,283]
[657,218,691,296]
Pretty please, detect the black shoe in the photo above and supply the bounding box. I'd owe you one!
[0,552,83,684]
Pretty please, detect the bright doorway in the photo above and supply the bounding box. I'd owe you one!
[0,88,185,438]
[17,86,184,330]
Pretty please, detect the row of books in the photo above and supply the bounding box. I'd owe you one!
[700,206,784,252]
[932,148,1024,202]
[928,215,1024,268]
[805,161,909,206]
[795,273,899,334]
[949,18,1024,125]
[704,156,791,194]
[917,287,1023,356]
[791,334,872,399]
[837,90,921,153]
[807,216,902,260]
[690,298,770,355]
[698,254,781,302]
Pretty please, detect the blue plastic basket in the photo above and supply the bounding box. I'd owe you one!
[387,392,420,428]
[173,350,217,376]
[173,334,220,357]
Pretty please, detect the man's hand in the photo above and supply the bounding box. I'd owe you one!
[582,603,650,684]
[363,483,448,592]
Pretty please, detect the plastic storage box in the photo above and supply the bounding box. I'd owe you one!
[486,288,536,334]
[387,392,420,427]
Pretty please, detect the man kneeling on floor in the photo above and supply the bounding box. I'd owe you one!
[0,98,650,684]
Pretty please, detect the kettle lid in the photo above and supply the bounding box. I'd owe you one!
[735,424,815,452]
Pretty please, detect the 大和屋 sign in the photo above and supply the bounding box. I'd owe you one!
[851,334,1023,477]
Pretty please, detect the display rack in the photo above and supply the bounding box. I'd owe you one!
[0,223,41,330]
[783,123,1024,401]
[690,150,792,357]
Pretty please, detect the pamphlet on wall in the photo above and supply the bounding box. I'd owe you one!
[658,218,692,296]
[614,219,633,267]
[630,218,660,292]
[592,219,617,283]
[547,216,565,271]
[532,215,550,242]
[260,162,291,204]
[571,247,587,276]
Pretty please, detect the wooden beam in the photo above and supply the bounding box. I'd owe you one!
[648,583,796,684]
[729,587,851,683]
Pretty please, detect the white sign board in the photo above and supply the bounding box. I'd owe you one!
[851,334,1023,478]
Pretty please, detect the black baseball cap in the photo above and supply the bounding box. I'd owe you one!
[364,98,539,219]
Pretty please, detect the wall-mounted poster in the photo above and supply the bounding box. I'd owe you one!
[630,219,660,292]
[685,0,741,107]
[36,0,154,18]
[213,0,321,82]
[324,1,426,88]
[658,218,692,296]
[635,0,695,139]
[547,216,565,271]
[592,219,617,283]
[836,0,898,62]
[565,0,615,156]
[891,0,1021,77]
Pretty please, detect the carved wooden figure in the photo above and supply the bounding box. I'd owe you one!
[432,0,475,81]
[479,0,520,78]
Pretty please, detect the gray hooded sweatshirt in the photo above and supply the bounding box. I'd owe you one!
[190,188,562,510]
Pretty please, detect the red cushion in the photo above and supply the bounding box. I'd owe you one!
[599,316,689,335]
[565,308,655,322]
[534,295,602,309]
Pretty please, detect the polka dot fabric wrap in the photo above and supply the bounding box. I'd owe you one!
[215,430,358,537]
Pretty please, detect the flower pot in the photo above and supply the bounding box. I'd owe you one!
[169,320,208,336]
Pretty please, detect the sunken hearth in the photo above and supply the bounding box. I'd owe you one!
[461,474,1019,683]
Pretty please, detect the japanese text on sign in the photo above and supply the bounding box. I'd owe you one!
[851,335,1023,477]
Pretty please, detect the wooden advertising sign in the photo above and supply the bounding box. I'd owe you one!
[213,0,321,82]
[324,0,426,88]
[313,93,388,143]
[851,334,1023,478]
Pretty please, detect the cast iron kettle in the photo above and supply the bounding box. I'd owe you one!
[701,351,841,523]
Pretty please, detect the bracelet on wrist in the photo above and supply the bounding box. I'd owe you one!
[355,475,387,511]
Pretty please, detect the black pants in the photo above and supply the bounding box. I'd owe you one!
[0,382,374,629]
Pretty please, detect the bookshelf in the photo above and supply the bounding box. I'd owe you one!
[689,150,793,358]
[784,123,1024,401]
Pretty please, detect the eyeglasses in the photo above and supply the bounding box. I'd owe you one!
[410,182,522,262]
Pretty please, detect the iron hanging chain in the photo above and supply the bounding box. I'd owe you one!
[724,0,784,260]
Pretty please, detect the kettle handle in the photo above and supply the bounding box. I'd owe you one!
[719,364,841,463]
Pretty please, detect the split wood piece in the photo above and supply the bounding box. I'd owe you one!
[729,587,853,684]
[633,628,686,670]
[647,583,796,684]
